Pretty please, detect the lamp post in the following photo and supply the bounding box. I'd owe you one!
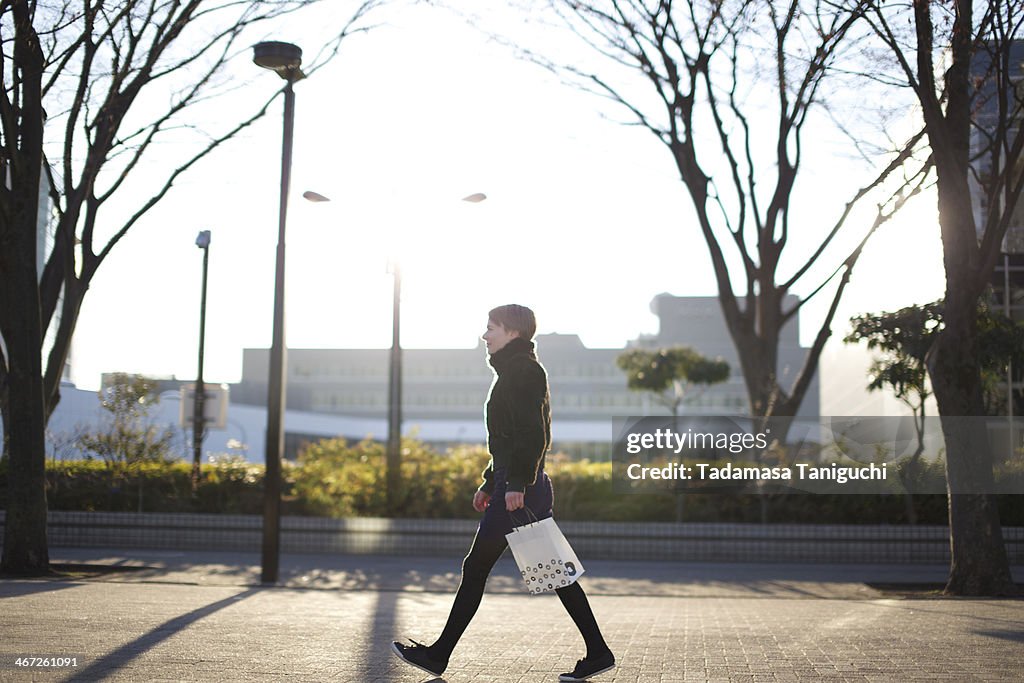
[385,192,487,514]
[300,190,487,514]
[386,259,402,513]
[253,40,304,585]
[192,230,211,492]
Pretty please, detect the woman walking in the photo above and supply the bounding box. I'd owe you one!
[391,304,615,681]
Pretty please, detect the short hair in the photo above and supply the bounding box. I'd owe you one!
[488,304,537,340]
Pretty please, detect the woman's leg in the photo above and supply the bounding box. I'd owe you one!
[555,581,612,659]
[428,529,509,660]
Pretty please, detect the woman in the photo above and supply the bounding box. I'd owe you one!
[391,304,615,681]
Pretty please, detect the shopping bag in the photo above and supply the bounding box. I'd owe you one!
[505,511,585,594]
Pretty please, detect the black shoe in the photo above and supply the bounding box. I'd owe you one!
[390,639,447,676]
[558,651,615,681]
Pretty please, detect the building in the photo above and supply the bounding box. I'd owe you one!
[971,40,1024,418]
[635,294,818,419]
[43,294,824,463]
[227,294,818,460]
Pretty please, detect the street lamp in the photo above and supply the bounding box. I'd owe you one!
[253,40,304,585]
[385,192,487,514]
[386,257,402,513]
[302,190,487,513]
[192,230,211,492]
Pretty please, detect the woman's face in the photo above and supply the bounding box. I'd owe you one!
[482,318,519,355]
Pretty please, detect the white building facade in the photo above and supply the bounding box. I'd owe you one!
[45,295,821,463]
[225,294,818,460]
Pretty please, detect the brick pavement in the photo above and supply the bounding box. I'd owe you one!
[0,550,1021,682]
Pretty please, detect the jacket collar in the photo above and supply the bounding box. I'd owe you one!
[488,337,536,375]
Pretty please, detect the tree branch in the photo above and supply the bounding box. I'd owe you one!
[782,128,927,290]
[94,91,278,266]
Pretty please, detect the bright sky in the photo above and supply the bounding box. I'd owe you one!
[67,1,946,393]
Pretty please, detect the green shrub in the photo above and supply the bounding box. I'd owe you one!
[40,459,195,513]
[289,438,492,518]
[0,438,1019,524]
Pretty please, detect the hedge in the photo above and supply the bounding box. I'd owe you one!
[0,438,1021,524]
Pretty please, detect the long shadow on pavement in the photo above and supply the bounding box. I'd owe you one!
[361,589,452,683]
[974,629,1024,643]
[359,589,403,681]
[61,586,261,683]
[0,562,154,598]
[0,580,83,599]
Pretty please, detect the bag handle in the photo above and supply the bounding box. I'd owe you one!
[507,505,540,529]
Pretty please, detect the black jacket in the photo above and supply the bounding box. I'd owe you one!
[478,337,552,494]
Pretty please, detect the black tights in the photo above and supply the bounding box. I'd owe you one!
[428,531,610,661]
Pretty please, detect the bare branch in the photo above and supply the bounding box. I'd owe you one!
[793,157,931,315]
[782,127,928,290]
[94,90,278,266]
[27,0,386,372]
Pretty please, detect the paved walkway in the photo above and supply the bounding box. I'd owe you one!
[0,548,1021,682]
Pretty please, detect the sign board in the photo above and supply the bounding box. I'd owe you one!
[179,383,229,429]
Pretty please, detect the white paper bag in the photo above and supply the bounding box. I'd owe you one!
[505,517,585,594]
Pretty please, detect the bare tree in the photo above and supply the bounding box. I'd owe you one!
[515,0,929,437]
[0,0,382,575]
[861,0,1024,595]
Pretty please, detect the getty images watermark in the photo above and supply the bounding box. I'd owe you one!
[611,416,1024,495]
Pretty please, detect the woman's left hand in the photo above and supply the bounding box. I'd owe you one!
[505,491,525,511]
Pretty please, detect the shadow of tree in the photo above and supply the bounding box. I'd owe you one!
[0,580,84,599]
[61,587,261,682]
[974,629,1024,643]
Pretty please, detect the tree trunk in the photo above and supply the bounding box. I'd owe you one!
[0,268,50,576]
[732,326,783,418]
[1,361,9,456]
[928,309,1014,595]
[0,0,50,576]
[927,147,1014,595]
[0,193,50,576]
[908,0,1016,596]
[730,328,796,524]
[1,398,9,461]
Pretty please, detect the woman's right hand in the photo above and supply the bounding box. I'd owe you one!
[472,490,490,512]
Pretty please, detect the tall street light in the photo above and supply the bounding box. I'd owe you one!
[192,230,211,492]
[253,40,304,585]
[385,258,402,514]
[385,192,487,514]
[301,190,487,513]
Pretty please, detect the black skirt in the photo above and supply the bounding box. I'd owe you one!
[477,467,553,542]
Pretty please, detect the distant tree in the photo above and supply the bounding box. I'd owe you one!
[98,374,159,422]
[617,345,729,522]
[848,301,1024,425]
[845,303,942,463]
[846,303,940,526]
[974,306,1024,417]
[617,347,730,416]
[1,0,382,575]
[77,373,177,468]
[846,301,1024,526]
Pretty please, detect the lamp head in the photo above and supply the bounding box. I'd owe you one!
[253,41,305,81]
[196,230,211,249]
[303,190,331,203]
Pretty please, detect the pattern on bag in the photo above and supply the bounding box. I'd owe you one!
[507,519,583,595]
[522,557,571,593]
